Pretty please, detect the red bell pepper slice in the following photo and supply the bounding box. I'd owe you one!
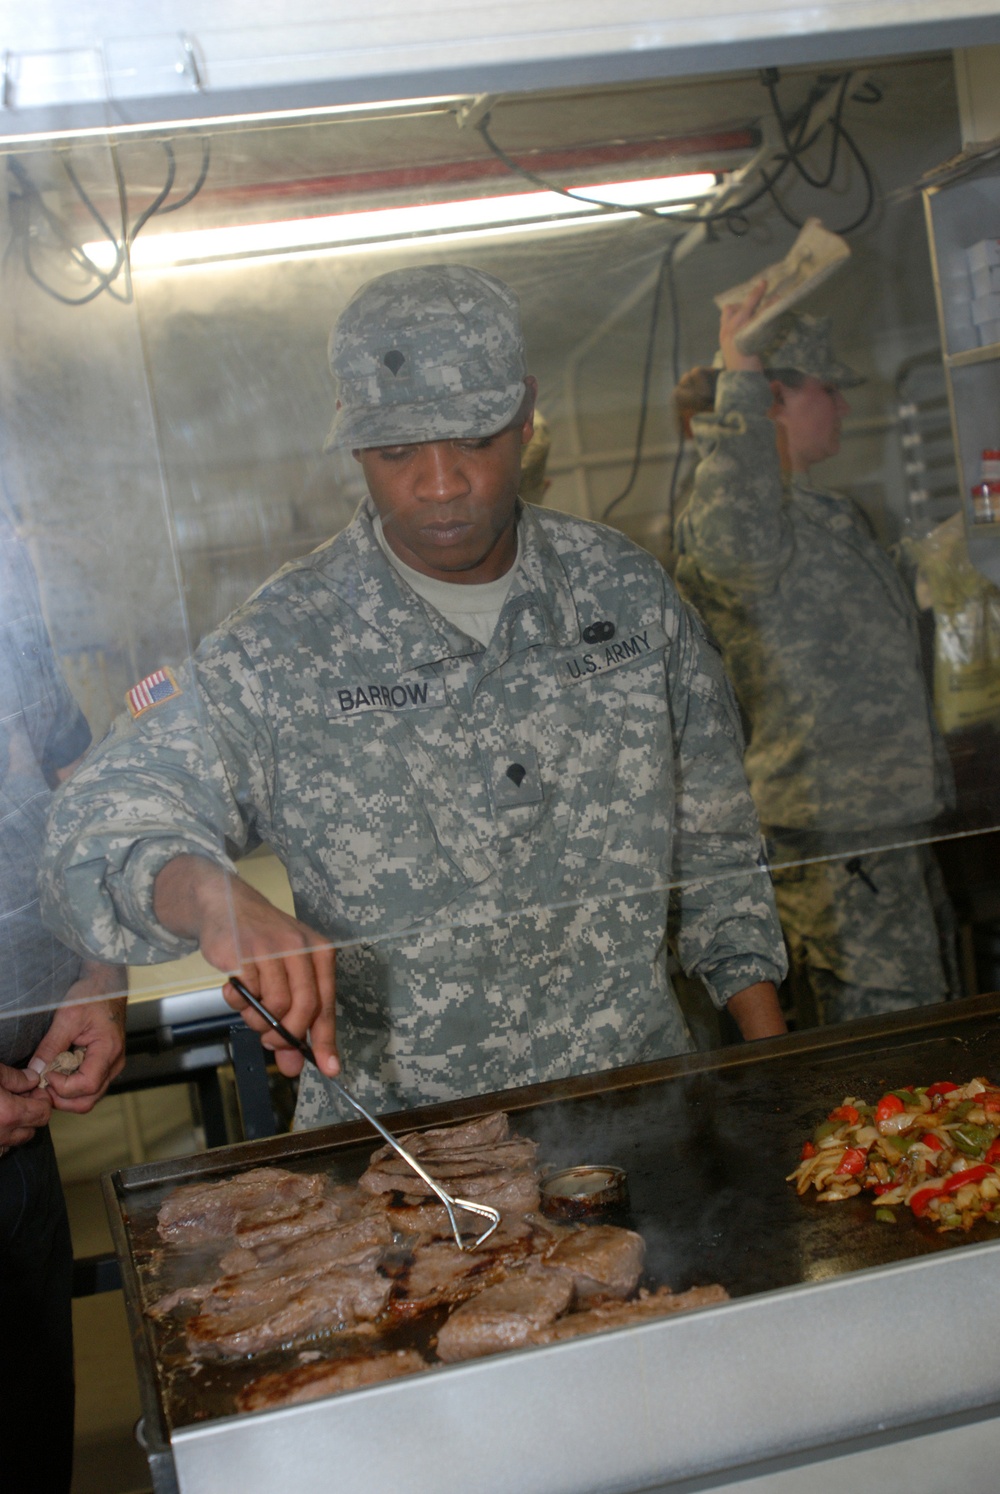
[873,1182,898,1195]
[940,1165,994,1194]
[980,1092,1000,1114]
[909,1186,943,1218]
[875,1094,905,1124]
[926,1082,958,1097]
[829,1105,860,1125]
[835,1147,868,1176]
[986,1139,1000,1165]
[801,1141,817,1160]
[921,1132,945,1151]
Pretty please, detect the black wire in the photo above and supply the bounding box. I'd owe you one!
[759,68,878,235]
[831,123,878,235]
[155,138,211,216]
[667,429,686,532]
[764,71,850,192]
[476,114,676,223]
[601,238,681,521]
[123,143,177,245]
[7,136,211,307]
[477,111,792,231]
[7,156,125,307]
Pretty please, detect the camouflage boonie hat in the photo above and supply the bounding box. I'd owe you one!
[325,265,527,450]
[758,312,863,389]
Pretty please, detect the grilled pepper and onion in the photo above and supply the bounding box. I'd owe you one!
[788,1077,1000,1231]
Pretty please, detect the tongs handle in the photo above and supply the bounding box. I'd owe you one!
[228,977,500,1252]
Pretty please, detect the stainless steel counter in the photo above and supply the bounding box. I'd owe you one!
[104,992,1000,1494]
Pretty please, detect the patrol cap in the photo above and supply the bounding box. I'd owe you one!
[757,312,863,389]
[325,265,528,450]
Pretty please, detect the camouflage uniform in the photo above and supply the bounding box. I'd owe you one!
[41,266,786,1124]
[674,341,955,1023]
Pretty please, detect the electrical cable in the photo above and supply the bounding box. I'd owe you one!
[758,68,879,234]
[476,114,676,223]
[476,74,882,527]
[601,237,682,521]
[6,136,211,307]
[476,77,875,239]
[7,156,124,307]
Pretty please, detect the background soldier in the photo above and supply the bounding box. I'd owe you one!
[42,265,787,1128]
[674,283,958,1028]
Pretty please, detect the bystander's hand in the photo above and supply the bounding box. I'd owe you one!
[30,962,127,1113]
[0,1063,52,1148]
[719,280,769,374]
[153,855,338,1080]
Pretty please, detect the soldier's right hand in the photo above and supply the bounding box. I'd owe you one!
[719,280,768,374]
[0,1062,53,1149]
[153,855,338,1081]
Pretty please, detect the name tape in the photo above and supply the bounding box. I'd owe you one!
[331,677,446,715]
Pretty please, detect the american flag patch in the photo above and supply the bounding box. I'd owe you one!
[126,667,181,719]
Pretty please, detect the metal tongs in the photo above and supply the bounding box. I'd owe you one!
[229,977,501,1252]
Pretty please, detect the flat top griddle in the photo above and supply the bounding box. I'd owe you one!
[106,993,1000,1447]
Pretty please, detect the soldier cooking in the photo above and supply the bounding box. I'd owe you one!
[40,264,788,1126]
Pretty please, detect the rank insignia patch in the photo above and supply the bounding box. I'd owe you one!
[126,667,181,719]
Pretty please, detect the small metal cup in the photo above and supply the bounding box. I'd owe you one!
[540,1165,630,1221]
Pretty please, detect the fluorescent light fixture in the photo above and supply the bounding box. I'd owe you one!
[83,172,716,271]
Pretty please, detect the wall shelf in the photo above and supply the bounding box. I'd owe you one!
[924,158,1000,585]
[947,341,1000,368]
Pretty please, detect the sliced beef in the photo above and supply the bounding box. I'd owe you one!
[156,1167,324,1246]
[436,1264,574,1363]
[528,1284,729,1345]
[146,1279,217,1318]
[377,1170,540,1236]
[216,1212,394,1283]
[367,1113,512,1164]
[360,1139,539,1192]
[186,1250,391,1358]
[388,1216,536,1317]
[232,1194,344,1251]
[359,1112,539,1211]
[237,1348,428,1413]
[543,1225,645,1300]
[149,1214,394,1323]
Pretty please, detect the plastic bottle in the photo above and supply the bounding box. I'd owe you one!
[971,479,1000,522]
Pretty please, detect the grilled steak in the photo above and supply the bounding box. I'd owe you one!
[230,1194,345,1251]
[361,1140,539,1191]
[367,1112,512,1162]
[376,1171,540,1237]
[150,1214,394,1324]
[146,1112,731,1398]
[214,1212,394,1285]
[388,1216,537,1316]
[237,1349,428,1413]
[529,1284,729,1344]
[186,1250,392,1358]
[156,1167,324,1246]
[436,1264,574,1362]
[543,1225,645,1300]
[359,1113,539,1213]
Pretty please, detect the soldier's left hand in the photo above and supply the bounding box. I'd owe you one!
[29,965,127,1113]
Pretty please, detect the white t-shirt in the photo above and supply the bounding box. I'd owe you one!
[373,516,520,647]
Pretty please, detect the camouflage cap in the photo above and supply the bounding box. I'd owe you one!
[325,265,528,450]
[757,312,863,389]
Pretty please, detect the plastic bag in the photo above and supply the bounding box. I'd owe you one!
[904,513,1000,733]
